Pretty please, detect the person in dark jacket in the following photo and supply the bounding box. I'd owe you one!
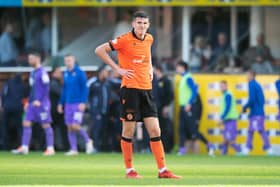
[1,73,29,150]
[88,65,111,152]
[50,66,68,151]
[153,64,174,153]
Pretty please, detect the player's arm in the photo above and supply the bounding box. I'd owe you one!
[243,82,255,112]
[221,94,231,121]
[33,73,50,107]
[95,43,134,79]
[57,76,66,114]
[78,71,88,112]
[185,77,198,112]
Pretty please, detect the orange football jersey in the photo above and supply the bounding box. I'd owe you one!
[109,31,153,90]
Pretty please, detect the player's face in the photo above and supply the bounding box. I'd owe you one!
[132,17,150,38]
[64,56,75,70]
[28,54,39,67]
[220,82,227,92]
[247,72,253,81]
[175,65,184,75]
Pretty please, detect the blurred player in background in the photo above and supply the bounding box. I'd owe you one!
[12,51,55,156]
[276,77,280,122]
[57,54,93,156]
[176,61,200,155]
[242,70,273,155]
[95,11,181,179]
[217,80,241,155]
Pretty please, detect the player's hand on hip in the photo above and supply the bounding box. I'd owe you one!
[117,67,134,79]
[32,100,41,107]
[78,103,86,112]
[185,104,191,112]
[57,104,63,114]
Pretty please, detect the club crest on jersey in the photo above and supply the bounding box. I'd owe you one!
[126,113,133,121]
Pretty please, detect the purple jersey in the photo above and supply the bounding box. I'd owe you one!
[29,66,50,104]
[25,66,52,124]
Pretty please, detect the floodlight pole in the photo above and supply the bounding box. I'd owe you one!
[182,7,191,62]
[250,7,264,46]
[51,7,58,56]
[230,7,238,55]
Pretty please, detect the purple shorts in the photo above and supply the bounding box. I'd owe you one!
[249,116,265,132]
[223,120,238,142]
[64,104,84,125]
[24,103,52,124]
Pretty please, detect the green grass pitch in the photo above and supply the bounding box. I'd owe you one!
[0,152,280,186]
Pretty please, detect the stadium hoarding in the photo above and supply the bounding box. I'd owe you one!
[174,74,280,155]
[22,0,280,6]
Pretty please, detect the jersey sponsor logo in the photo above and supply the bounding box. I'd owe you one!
[132,55,145,64]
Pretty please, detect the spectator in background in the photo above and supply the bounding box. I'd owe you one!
[153,63,174,153]
[251,54,274,74]
[1,73,29,150]
[211,32,233,72]
[50,66,68,151]
[40,12,51,58]
[88,65,111,152]
[107,69,122,152]
[113,11,131,39]
[0,22,18,66]
[25,11,41,52]
[189,36,211,72]
[223,56,244,74]
[243,33,275,69]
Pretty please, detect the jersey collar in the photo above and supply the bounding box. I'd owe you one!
[132,29,146,41]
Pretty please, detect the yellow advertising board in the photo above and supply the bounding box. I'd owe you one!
[23,0,280,6]
[174,74,280,155]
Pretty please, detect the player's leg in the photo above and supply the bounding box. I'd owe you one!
[121,121,138,178]
[11,120,32,155]
[257,116,273,154]
[178,107,187,155]
[65,125,79,155]
[12,105,34,155]
[42,123,55,156]
[244,117,255,155]
[40,104,55,156]
[221,141,229,155]
[142,90,181,179]
[72,124,93,154]
[227,120,241,154]
[120,88,141,178]
[144,117,181,179]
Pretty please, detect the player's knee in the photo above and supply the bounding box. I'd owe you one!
[148,127,161,137]
[42,124,50,129]
[23,121,31,127]
[122,129,134,138]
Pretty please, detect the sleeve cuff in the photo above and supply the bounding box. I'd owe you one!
[108,41,115,51]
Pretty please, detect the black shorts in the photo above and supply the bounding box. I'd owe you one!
[120,87,158,122]
[179,106,199,140]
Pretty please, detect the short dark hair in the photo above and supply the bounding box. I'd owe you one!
[133,11,149,20]
[176,61,188,71]
[28,50,41,59]
[154,63,163,72]
[220,80,227,85]
[248,70,256,78]
[64,53,75,58]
